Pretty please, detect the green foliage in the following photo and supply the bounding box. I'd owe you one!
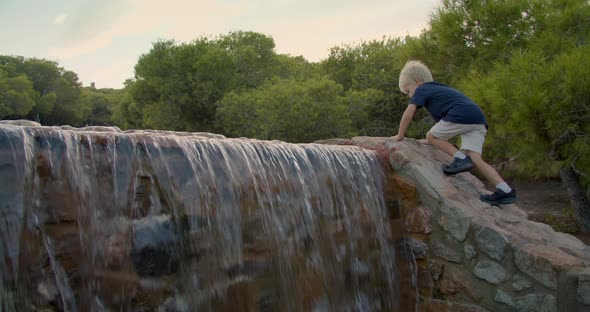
[541,207,580,234]
[128,32,285,132]
[217,76,353,142]
[0,75,37,117]
[430,0,536,76]
[82,87,124,126]
[455,0,590,182]
[112,87,143,130]
[322,38,413,136]
[0,55,89,126]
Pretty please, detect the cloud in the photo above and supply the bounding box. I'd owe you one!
[52,13,68,25]
[49,0,246,60]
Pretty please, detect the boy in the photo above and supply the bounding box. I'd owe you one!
[391,60,516,205]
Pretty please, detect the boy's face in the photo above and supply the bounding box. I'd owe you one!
[402,80,421,98]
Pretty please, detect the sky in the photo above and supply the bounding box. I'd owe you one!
[0,0,440,89]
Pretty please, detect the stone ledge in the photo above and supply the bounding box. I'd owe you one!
[325,137,590,311]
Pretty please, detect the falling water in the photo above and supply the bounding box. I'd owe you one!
[0,125,417,311]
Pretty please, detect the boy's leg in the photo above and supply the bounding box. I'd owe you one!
[426,131,459,156]
[461,130,517,205]
[464,151,503,185]
[428,121,478,174]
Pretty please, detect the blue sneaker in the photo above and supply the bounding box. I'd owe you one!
[480,188,517,205]
[442,156,475,175]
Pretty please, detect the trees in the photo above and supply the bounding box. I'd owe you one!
[323,39,400,136]
[81,87,124,126]
[452,0,590,231]
[427,0,536,82]
[217,76,354,142]
[127,32,281,132]
[460,47,590,231]
[0,55,89,126]
[0,73,37,118]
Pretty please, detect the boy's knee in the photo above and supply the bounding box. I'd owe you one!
[426,132,436,143]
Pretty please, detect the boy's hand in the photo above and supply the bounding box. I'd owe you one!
[391,134,404,141]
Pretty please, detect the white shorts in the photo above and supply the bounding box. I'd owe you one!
[430,120,487,154]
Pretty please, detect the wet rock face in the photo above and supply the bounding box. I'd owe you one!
[0,125,417,311]
[4,123,589,311]
[345,136,590,312]
[131,216,180,277]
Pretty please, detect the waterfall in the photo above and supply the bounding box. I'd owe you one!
[0,125,417,311]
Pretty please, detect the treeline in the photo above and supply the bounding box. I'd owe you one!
[116,32,419,141]
[1,0,589,226]
[0,56,124,126]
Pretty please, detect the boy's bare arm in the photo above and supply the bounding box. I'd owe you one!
[391,104,417,141]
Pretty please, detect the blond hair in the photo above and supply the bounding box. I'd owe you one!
[398,60,433,92]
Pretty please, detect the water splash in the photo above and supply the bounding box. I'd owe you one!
[0,125,417,311]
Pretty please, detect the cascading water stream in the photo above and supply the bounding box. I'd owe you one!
[0,125,417,311]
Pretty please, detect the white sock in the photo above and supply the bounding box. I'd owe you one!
[453,151,467,159]
[496,182,512,193]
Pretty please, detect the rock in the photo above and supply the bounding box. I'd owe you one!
[437,266,482,301]
[0,119,41,127]
[37,280,58,304]
[131,215,180,277]
[438,200,471,242]
[514,294,557,312]
[420,299,491,312]
[79,126,122,132]
[314,138,352,145]
[473,260,509,285]
[158,296,189,312]
[391,174,419,210]
[103,219,132,270]
[512,274,533,291]
[464,244,477,260]
[405,237,429,259]
[432,241,461,263]
[417,267,434,297]
[578,268,590,305]
[405,205,432,234]
[474,226,507,261]
[428,260,445,281]
[514,244,586,290]
[494,289,516,308]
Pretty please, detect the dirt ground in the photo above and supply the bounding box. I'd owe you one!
[487,179,590,245]
[509,179,571,219]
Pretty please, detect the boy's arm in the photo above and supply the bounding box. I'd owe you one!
[391,104,417,141]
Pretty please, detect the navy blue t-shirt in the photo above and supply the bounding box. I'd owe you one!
[410,81,487,125]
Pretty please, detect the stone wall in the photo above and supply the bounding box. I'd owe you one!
[0,124,418,311]
[324,137,590,312]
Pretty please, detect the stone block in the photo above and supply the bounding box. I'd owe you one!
[432,241,461,263]
[391,174,418,209]
[473,260,509,285]
[514,244,585,290]
[405,237,429,259]
[428,259,445,281]
[405,205,432,234]
[495,289,516,309]
[437,265,482,301]
[512,274,533,291]
[514,294,557,312]
[578,268,590,305]
[474,226,507,261]
[464,244,477,260]
[420,299,490,312]
[438,201,471,242]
